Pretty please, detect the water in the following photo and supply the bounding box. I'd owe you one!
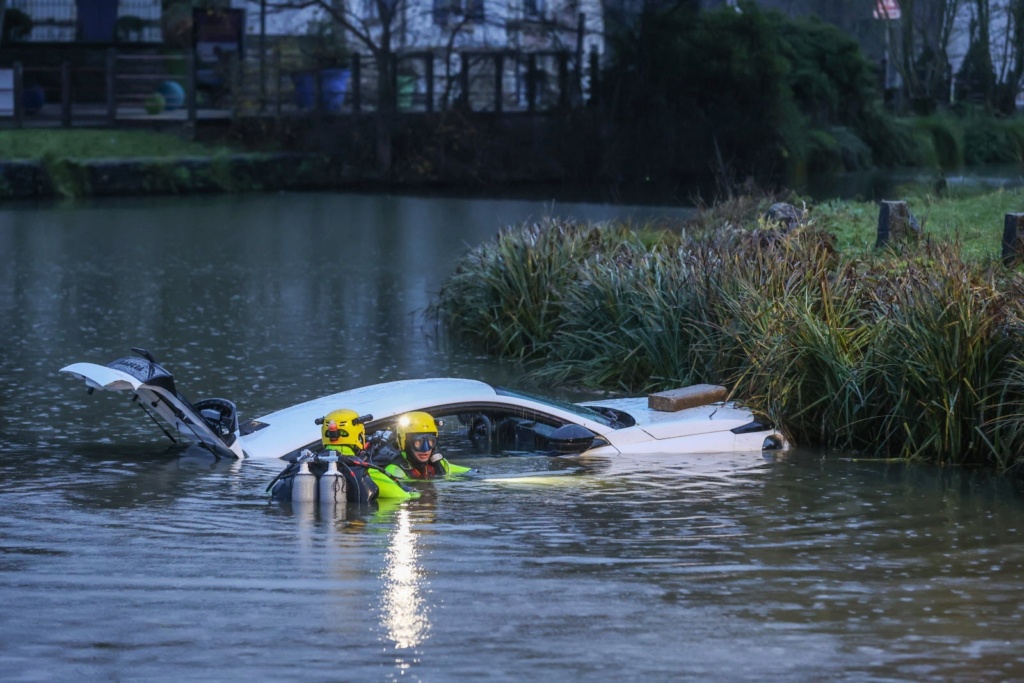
[3,193,1024,681]
[804,162,1024,202]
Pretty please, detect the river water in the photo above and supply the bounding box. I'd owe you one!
[2,193,1024,681]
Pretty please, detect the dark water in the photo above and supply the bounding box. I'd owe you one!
[803,162,1024,202]
[2,193,1024,681]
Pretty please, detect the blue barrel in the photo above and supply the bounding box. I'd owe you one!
[320,68,350,112]
[291,69,350,112]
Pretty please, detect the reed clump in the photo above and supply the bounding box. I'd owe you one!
[433,198,1024,472]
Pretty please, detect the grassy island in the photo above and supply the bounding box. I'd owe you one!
[434,187,1024,472]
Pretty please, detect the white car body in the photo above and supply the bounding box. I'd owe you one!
[61,351,788,461]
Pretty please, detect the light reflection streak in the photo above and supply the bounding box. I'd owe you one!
[379,506,430,650]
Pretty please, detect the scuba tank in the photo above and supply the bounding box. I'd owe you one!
[291,458,318,503]
[318,455,347,504]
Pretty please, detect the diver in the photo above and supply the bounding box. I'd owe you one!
[268,409,418,502]
[373,411,472,480]
[318,409,381,503]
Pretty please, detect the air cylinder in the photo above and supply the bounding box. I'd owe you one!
[318,459,346,504]
[291,460,318,503]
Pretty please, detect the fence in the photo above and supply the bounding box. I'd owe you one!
[0,44,599,129]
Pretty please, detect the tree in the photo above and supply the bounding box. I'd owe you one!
[267,0,405,174]
[882,0,963,113]
[992,0,1024,112]
[266,0,597,171]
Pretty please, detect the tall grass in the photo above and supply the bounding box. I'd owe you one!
[433,199,1024,471]
[432,218,653,360]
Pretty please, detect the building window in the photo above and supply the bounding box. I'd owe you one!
[433,0,484,25]
[524,0,547,17]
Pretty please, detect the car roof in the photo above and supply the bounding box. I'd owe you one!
[239,378,502,460]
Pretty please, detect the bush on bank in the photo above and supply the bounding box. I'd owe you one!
[433,190,1024,472]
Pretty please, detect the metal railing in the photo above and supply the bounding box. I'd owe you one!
[0,45,599,129]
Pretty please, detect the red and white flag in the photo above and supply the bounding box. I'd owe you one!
[874,0,902,20]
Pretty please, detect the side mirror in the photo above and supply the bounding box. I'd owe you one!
[548,424,596,454]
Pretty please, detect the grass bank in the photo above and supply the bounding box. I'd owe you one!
[0,130,352,199]
[0,130,235,160]
[433,188,1024,472]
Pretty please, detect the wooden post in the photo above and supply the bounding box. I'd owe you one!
[526,54,537,112]
[105,48,117,125]
[460,52,470,110]
[494,52,503,113]
[351,54,361,114]
[424,53,434,113]
[557,51,569,110]
[274,47,282,118]
[1001,213,1024,266]
[258,0,267,113]
[13,61,23,128]
[230,52,242,116]
[186,51,197,129]
[61,62,72,127]
[315,68,324,115]
[875,200,920,247]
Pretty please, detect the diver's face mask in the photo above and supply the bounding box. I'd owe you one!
[409,434,437,461]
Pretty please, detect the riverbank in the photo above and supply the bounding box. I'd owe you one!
[0,115,595,200]
[0,152,368,199]
[432,189,1024,472]
[0,129,361,198]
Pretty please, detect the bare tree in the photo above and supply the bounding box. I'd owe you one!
[992,0,1024,111]
[267,0,595,165]
[883,0,963,111]
[266,0,410,174]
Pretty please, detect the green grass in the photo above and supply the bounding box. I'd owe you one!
[814,186,1024,259]
[0,130,236,160]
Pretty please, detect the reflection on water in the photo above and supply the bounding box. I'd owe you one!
[4,194,1024,680]
[381,505,430,651]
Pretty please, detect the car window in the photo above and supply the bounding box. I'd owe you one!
[493,386,621,428]
[367,406,563,457]
[438,408,568,456]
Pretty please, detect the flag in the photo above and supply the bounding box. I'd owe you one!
[874,0,902,20]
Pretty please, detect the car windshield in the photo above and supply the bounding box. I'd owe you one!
[494,386,621,428]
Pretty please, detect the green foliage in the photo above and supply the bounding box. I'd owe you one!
[0,130,234,160]
[601,1,938,186]
[42,156,90,198]
[961,110,1024,164]
[773,14,878,130]
[854,107,928,167]
[798,127,873,175]
[913,114,964,168]
[434,191,1024,470]
[604,2,799,183]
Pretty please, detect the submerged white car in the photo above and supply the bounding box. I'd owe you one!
[60,348,788,461]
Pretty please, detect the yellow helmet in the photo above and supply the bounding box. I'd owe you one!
[319,409,367,452]
[396,411,438,452]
